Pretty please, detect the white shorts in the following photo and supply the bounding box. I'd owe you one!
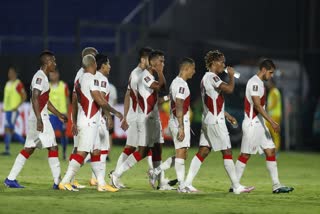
[159,122,164,144]
[25,119,57,149]
[199,122,231,151]
[137,118,161,147]
[169,119,190,150]
[99,121,110,151]
[126,120,139,147]
[73,130,79,148]
[77,123,100,153]
[240,119,275,154]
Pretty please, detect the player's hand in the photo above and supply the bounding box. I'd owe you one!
[226,66,235,77]
[71,123,78,136]
[226,114,237,125]
[107,117,114,130]
[121,118,129,131]
[177,127,185,142]
[115,111,124,122]
[58,113,68,123]
[37,118,44,132]
[271,121,280,133]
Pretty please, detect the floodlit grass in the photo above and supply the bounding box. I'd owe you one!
[0,143,319,214]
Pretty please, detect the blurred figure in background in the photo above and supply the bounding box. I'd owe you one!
[49,69,70,160]
[2,66,27,155]
[266,78,282,151]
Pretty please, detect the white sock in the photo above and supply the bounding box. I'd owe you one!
[223,158,240,189]
[48,155,61,185]
[155,156,175,175]
[61,159,82,184]
[114,152,141,177]
[91,160,106,186]
[7,151,29,180]
[115,148,133,171]
[147,153,153,170]
[235,159,247,182]
[153,161,161,184]
[185,154,203,186]
[266,159,281,188]
[175,158,185,187]
[100,153,107,181]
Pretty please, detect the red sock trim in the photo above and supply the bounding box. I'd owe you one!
[223,154,233,160]
[91,155,101,162]
[72,154,85,165]
[48,150,59,158]
[196,153,205,162]
[133,151,142,162]
[69,154,73,161]
[20,149,30,159]
[101,150,109,155]
[123,148,134,156]
[147,150,152,157]
[266,156,276,161]
[238,155,249,164]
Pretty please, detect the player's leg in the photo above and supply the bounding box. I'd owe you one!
[175,147,188,192]
[48,146,61,189]
[60,122,68,160]
[11,110,25,144]
[3,111,14,155]
[147,149,153,169]
[235,152,251,182]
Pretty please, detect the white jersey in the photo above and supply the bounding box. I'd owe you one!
[137,69,159,121]
[244,75,266,122]
[75,72,101,126]
[201,71,225,124]
[95,71,110,102]
[73,67,84,92]
[169,76,191,124]
[29,69,50,120]
[127,66,143,121]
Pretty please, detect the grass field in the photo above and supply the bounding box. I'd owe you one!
[0,143,319,214]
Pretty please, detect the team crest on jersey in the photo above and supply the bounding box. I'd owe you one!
[94,79,99,86]
[101,81,107,88]
[253,85,258,91]
[179,87,185,94]
[144,76,151,83]
[213,76,220,82]
[36,78,42,85]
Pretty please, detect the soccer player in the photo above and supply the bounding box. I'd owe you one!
[234,59,294,193]
[59,55,122,192]
[89,53,113,186]
[113,47,153,188]
[49,69,70,160]
[4,51,67,189]
[149,57,195,193]
[2,66,27,155]
[69,47,99,189]
[180,50,254,194]
[110,50,166,189]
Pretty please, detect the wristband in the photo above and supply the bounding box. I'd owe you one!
[163,96,169,101]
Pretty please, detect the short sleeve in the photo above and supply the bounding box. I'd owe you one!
[33,76,44,91]
[176,85,187,100]
[211,75,223,88]
[89,78,101,91]
[100,80,108,94]
[16,82,25,94]
[249,83,260,96]
[143,74,155,88]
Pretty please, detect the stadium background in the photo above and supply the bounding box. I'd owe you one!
[0,0,319,150]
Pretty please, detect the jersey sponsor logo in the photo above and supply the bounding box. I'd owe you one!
[101,81,107,88]
[213,76,220,82]
[253,85,258,91]
[144,76,151,83]
[36,78,42,85]
[179,87,185,94]
[94,79,99,86]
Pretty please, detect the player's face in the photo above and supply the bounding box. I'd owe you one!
[212,56,225,73]
[49,71,59,82]
[186,64,196,79]
[153,56,165,72]
[264,69,274,81]
[8,69,17,80]
[141,56,149,68]
[103,60,111,75]
[47,56,57,73]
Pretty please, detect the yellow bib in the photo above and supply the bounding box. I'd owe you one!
[267,88,282,118]
[49,81,68,114]
[3,79,23,111]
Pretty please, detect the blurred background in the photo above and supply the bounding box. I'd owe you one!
[0,0,319,151]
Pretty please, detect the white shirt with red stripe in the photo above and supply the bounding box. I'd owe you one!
[127,66,143,122]
[169,76,190,124]
[96,71,110,102]
[201,71,225,124]
[244,75,266,122]
[76,72,101,126]
[137,69,159,122]
[29,69,50,120]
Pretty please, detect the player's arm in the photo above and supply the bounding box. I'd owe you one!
[224,111,237,125]
[149,70,166,92]
[91,90,123,121]
[218,67,235,94]
[158,95,169,105]
[252,96,280,132]
[175,98,185,142]
[121,89,131,130]
[16,83,27,110]
[48,101,68,123]
[71,92,78,135]
[31,88,43,132]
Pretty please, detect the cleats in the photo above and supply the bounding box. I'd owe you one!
[4,178,24,188]
[89,178,98,186]
[273,186,294,194]
[168,179,178,186]
[177,186,191,193]
[147,169,158,189]
[185,185,199,193]
[158,184,177,191]
[233,185,255,194]
[58,183,79,191]
[71,180,86,189]
[98,184,119,192]
[52,183,59,190]
[109,172,121,189]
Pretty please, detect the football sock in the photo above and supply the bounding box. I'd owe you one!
[7,149,30,180]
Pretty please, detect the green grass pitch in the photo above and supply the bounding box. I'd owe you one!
[0,143,319,214]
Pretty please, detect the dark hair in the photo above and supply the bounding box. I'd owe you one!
[8,65,17,72]
[179,57,195,69]
[259,59,276,70]
[149,50,164,64]
[204,50,224,70]
[95,53,109,70]
[40,50,54,65]
[138,47,153,62]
